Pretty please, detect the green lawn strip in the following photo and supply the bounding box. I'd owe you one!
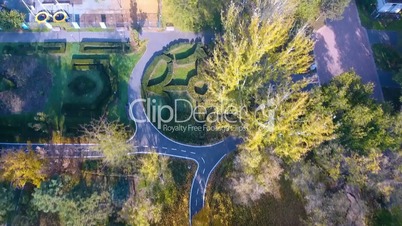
[108,50,144,124]
[150,60,169,80]
[168,43,194,55]
[172,62,196,80]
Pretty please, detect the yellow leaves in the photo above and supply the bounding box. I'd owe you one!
[275,30,314,74]
[139,153,160,185]
[0,150,46,188]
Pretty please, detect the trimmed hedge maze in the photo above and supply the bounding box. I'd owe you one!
[142,42,215,144]
[143,42,208,104]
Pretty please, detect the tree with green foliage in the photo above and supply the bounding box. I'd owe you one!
[162,0,226,31]
[0,150,46,188]
[0,185,14,223]
[0,10,25,31]
[32,177,112,226]
[82,118,132,167]
[120,195,162,226]
[320,0,351,20]
[120,153,176,225]
[313,71,401,152]
[296,0,351,22]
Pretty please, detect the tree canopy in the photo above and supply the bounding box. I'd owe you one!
[0,150,47,188]
[313,71,402,153]
[161,0,226,31]
[0,10,25,31]
[32,177,112,226]
[82,118,132,167]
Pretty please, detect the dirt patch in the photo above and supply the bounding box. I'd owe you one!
[0,56,52,115]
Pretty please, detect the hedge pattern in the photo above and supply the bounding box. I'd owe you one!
[142,43,209,103]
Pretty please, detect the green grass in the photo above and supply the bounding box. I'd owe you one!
[108,49,145,124]
[356,0,402,30]
[372,44,402,71]
[169,43,194,54]
[172,63,195,80]
[150,60,169,80]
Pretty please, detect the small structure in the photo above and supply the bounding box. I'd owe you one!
[377,0,402,14]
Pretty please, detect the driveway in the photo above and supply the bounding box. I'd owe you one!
[314,0,384,101]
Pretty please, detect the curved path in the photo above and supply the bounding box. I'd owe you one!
[128,31,241,223]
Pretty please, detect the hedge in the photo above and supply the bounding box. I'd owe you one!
[142,54,173,88]
[1,42,66,54]
[79,42,130,53]
[162,85,187,92]
[175,47,207,65]
[173,44,197,60]
[42,42,66,54]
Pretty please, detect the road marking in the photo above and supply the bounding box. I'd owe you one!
[196,200,198,206]
[151,146,156,148]
[181,150,186,153]
[197,188,199,194]
[171,148,177,151]
[190,152,196,155]
[202,168,205,174]
[143,145,148,148]
[201,157,205,163]
[162,147,168,150]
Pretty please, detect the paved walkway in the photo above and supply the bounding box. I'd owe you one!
[0,30,129,42]
[314,0,384,101]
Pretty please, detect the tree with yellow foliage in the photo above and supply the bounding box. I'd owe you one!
[0,150,47,188]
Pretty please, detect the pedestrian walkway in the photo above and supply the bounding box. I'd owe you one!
[0,30,129,42]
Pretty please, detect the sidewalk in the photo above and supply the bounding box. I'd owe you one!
[0,30,129,43]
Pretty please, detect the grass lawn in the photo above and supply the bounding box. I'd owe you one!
[172,62,196,80]
[356,0,402,30]
[150,60,169,80]
[169,43,194,54]
[108,49,145,124]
